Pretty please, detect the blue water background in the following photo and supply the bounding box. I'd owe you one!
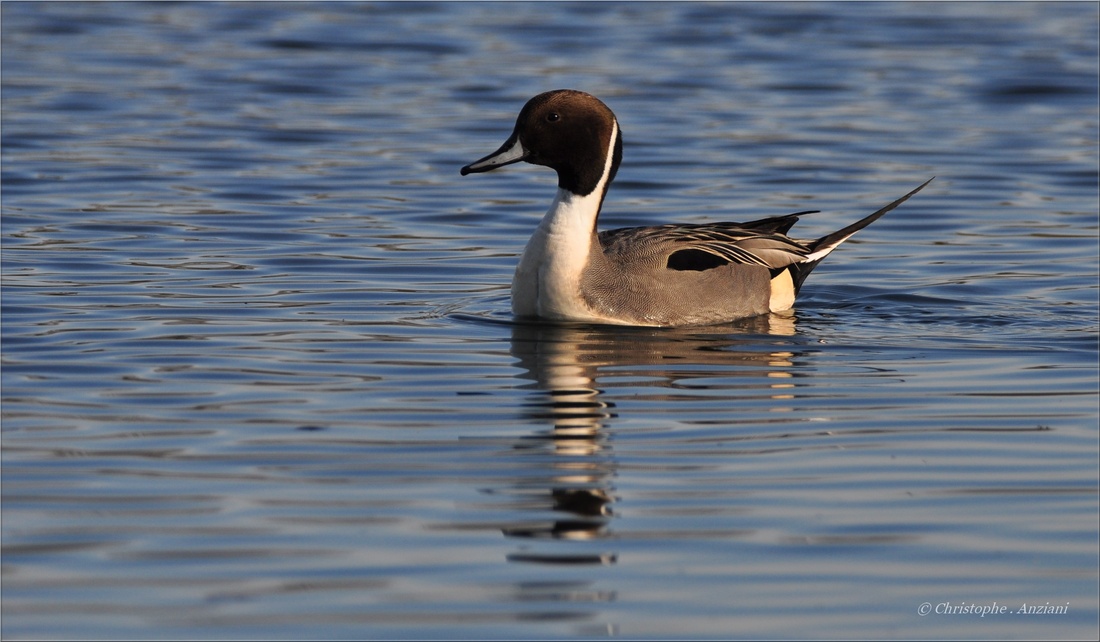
[3,2,1098,639]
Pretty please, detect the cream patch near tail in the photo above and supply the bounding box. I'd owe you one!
[769,268,796,312]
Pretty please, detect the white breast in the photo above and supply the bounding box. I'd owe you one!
[512,187,603,320]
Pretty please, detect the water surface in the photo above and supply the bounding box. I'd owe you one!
[2,2,1097,639]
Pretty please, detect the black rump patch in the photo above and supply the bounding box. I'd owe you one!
[666,249,729,271]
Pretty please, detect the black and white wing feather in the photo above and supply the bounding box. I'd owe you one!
[598,212,818,272]
[598,178,933,292]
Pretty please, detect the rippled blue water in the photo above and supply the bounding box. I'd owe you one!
[3,2,1097,639]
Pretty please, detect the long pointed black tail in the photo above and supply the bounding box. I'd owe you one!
[787,177,934,293]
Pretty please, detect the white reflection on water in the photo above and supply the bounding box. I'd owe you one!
[501,316,800,563]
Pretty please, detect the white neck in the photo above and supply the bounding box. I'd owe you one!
[511,187,603,319]
[512,121,618,320]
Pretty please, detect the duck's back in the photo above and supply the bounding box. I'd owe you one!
[580,227,778,326]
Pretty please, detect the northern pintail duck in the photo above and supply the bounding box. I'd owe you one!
[461,89,932,327]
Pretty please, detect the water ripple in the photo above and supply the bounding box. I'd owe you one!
[3,2,1097,639]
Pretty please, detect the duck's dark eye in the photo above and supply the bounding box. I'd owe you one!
[546,112,560,122]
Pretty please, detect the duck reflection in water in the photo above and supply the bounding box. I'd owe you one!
[502,311,800,565]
